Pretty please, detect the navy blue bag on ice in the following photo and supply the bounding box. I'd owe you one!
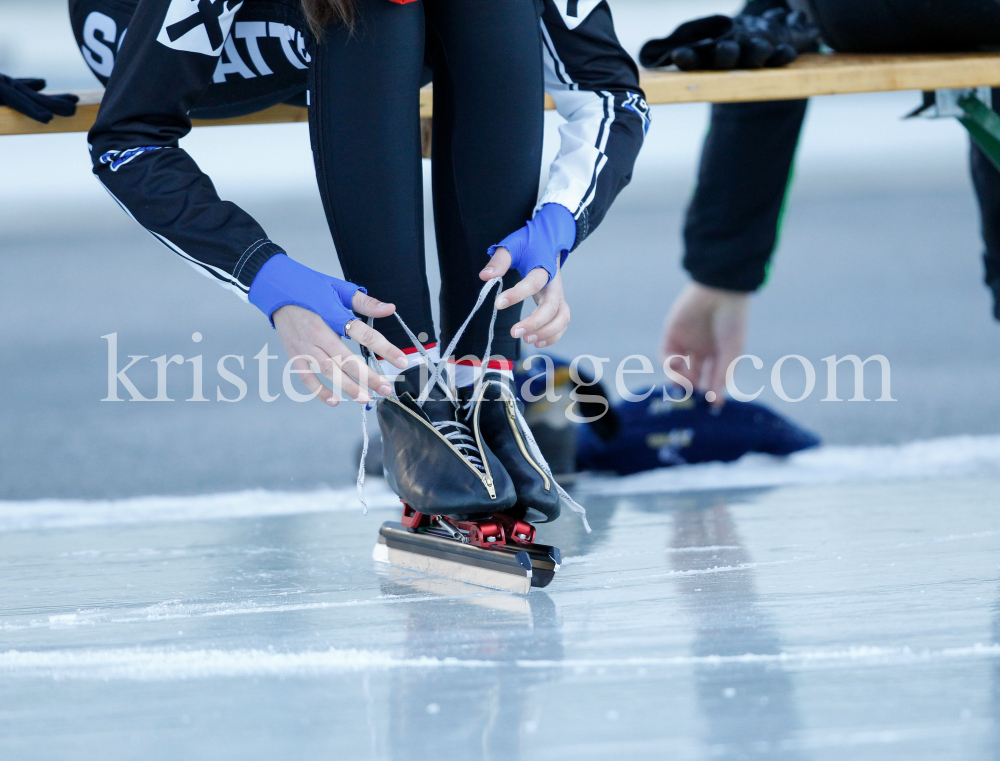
[574,389,820,476]
[515,354,820,477]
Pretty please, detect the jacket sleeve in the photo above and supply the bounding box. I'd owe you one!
[537,0,649,248]
[683,99,807,292]
[87,0,283,300]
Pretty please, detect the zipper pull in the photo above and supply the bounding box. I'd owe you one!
[483,474,496,499]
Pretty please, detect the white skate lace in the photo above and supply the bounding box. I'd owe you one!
[462,378,591,532]
[432,420,486,472]
[353,278,589,532]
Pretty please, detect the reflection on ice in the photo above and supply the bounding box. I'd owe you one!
[670,497,806,760]
[2,475,999,758]
[381,578,563,761]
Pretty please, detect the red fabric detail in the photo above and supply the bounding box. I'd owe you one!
[401,343,436,355]
[448,358,514,371]
[376,343,435,361]
[387,0,420,4]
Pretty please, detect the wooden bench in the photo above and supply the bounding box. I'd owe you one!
[3,52,1000,161]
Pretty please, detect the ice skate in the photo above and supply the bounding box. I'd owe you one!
[459,370,560,523]
[375,369,559,594]
[377,364,516,517]
[362,279,587,592]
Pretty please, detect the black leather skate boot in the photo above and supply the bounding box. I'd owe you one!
[377,364,516,518]
[459,371,561,524]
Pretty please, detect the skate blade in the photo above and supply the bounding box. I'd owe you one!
[374,522,534,595]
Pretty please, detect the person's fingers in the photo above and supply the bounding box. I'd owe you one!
[707,359,729,406]
[321,355,369,404]
[700,356,716,394]
[525,302,570,345]
[294,356,338,406]
[336,351,393,398]
[345,320,408,373]
[275,307,391,402]
[534,326,567,349]
[351,291,396,319]
[662,331,699,384]
[706,290,749,405]
[480,247,512,280]
[708,338,743,406]
[689,353,707,391]
[535,330,566,349]
[663,351,699,393]
[496,267,549,309]
[513,294,559,339]
[307,344,368,404]
[661,325,681,364]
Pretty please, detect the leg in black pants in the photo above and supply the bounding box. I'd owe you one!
[687,0,1000,316]
[308,0,543,362]
[424,0,543,361]
[308,0,432,349]
[970,89,1000,322]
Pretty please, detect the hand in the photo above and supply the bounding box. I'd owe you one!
[661,282,749,406]
[273,291,408,406]
[480,248,571,348]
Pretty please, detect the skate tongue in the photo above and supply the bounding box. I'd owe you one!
[396,391,452,427]
[421,398,459,426]
[396,366,456,425]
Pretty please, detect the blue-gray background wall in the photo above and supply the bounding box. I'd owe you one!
[2,0,998,498]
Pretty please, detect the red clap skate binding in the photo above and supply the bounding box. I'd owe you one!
[399,503,537,547]
[373,503,562,593]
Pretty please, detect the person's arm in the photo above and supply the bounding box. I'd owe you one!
[683,99,807,291]
[88,0,405,400]
[537,0,649,247]
[88,0,282,297]
[663,98,806,404]
[970,87,1000,324]
[481,0,648,348]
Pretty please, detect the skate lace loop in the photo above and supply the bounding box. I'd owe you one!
[355,277,589,532]
[477,378,591,532]
[432,420,485,472]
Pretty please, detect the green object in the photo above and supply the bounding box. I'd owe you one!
[958,93,1000,173]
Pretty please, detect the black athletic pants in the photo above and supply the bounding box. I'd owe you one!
[308,0,543,361]
[685,0,1000,320]
[71,0,543,359]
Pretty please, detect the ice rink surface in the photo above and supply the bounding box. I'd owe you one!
[3,456,1000,760]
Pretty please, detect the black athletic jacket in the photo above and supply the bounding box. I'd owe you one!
[538,0,649,247]
[87,0,647,301]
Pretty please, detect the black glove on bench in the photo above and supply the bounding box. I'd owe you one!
[640,8,820,71]
[0,75,79,124]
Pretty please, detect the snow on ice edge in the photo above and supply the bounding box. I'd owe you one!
[1,643,999,681]
[1,434,998,532]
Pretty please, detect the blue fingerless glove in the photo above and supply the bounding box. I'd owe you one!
[249,254,365,336]
[487,203,577,285]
